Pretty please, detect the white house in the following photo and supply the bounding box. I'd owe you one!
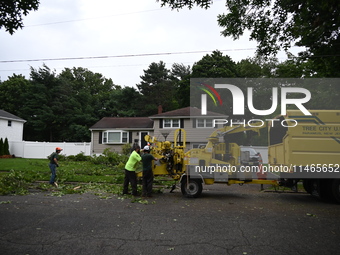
[0,110,26,142]
[0,110,91,158]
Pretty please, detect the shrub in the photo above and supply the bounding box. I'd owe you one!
[115,162,126,171]
[57,154,66,161]
[91,154,108,165]
[91,149,128,166]
[103,148,125,165]
[0,170,30,195]
[0,138,3,156]
[72,152,91,161]
[4,138,10,155]
[66,155,76,161]
[122,143,132,155]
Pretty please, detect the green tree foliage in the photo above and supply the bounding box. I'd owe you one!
[170,63,191,80]
[189,51,237,117]
[192,50,237,78]
[0,64,141,142]
[139,62,192,111]
[137,61,178,115]
[111,86,143,117]
[0,138,3,156]
[24,65,62,141]
[236,58,263,78]
[170,63,191,108]
[0,0,40,34]
[0,54,338,144]
[252,56,280,78]
[301,81,340,110]
[0,74,30,116]
[235,55,282,78]
[158,0,211,9]
[190,51,245,116]
[274,58,306,78]
[0,64,166,142]
[4,138,10,155]
[98,85,143,117]
[158,0,340,77]
[57,67,117,141]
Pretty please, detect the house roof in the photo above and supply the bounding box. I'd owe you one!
[90,107,227,130]
[150,106,227,118]
[90,117,153,130]
[0,109,26,123]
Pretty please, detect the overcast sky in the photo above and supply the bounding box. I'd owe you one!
[0,0,297,88]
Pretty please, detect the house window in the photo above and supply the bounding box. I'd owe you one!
[163,119,180,128]
[196,119,213,128]
[102,131,129,144]
[8,120,12,127]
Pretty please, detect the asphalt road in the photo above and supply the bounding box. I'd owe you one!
[1,184,340,255]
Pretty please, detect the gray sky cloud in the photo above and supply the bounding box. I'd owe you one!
[0,0,296,87]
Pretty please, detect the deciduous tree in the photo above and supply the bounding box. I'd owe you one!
[0,0,40,34]
[191,50,237,78]
[0,74,30,116]
[158,0,340,76]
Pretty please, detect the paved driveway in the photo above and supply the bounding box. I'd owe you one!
[1,184,339,255]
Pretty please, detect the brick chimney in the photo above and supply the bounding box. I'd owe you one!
[158,105,163,114]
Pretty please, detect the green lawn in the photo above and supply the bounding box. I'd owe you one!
[0,157,173,197]
[0,157,126,195]
[0,158,122,181]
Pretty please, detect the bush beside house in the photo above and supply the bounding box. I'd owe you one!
[0,138,12,158]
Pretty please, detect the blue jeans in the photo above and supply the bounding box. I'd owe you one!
[49,163,57,184]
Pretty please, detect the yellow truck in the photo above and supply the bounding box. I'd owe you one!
[181,123,277,197]
[140,110,340,203]
[268,110,340,202]
[140,123,276,198]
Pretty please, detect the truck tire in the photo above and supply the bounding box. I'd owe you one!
[331,179,340,203]
[181,179,203,198]
[309,179,333,201]
[303,179,313,194]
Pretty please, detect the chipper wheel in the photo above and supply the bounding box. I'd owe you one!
[180,179,203,198]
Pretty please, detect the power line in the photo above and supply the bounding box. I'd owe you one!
[0,61,195,73]
[0,48,257,64]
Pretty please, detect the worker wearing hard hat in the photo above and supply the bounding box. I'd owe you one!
[49,147,63,187]
[141,145,158,197]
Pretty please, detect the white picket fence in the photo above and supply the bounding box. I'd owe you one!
[8,141,91,159]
